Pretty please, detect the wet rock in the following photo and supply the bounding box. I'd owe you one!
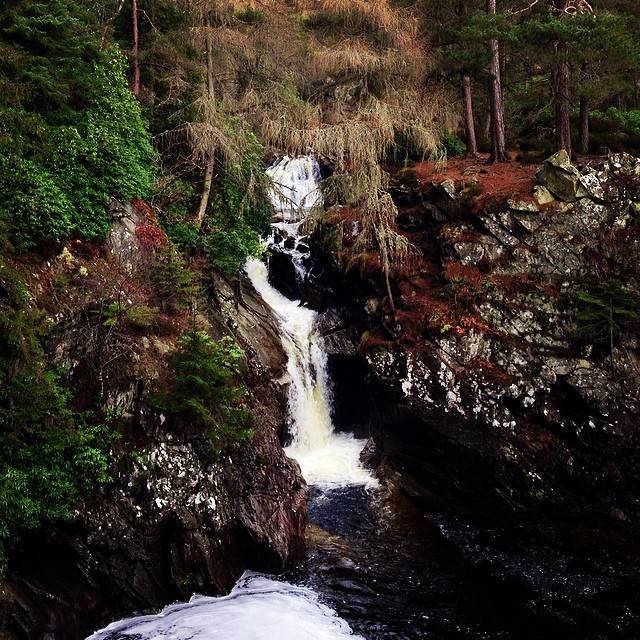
[316,309,358,356]
[268,248,300,299]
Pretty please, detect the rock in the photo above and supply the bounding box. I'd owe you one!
[365,298,381,317]
[108,200,145,272]
[315,309,357,356]
[268,249,301,300]
[1,237,307,639]
[536,150,587,202]
[508,199,539,213]
[2,414,307,640]
[440,178,457,199]
[322,152,640,529]
[579,168,606,201]
[533,185,555,206]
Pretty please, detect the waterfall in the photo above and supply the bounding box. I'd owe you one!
[85,156,375,640]
[266,155,323,222]
[246,155,376,490]
[87,573,364,640]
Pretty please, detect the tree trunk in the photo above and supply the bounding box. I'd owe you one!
[552,0,572,156]
[196,10,216,229]
[484,105,491,146]
[486,0,507,162]
[579,94,589,154]
[462,75,478,157]
[132,0,140,96]
[205,14,215,100]
[195,152,216,228]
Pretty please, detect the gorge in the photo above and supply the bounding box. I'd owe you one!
[78,154,640,640]
[3,2,640,638]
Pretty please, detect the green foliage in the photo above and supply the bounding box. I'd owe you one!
[0,258,115,574]
[202,135,272,276]
[159,331,253,453]
[442,132,466,158]
[152,249,203,311]
[165,222,202,255]
[0,0,155,251]
[591,107,640,135]
[100,303,160,330]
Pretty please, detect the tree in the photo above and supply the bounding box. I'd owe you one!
[195,7,216,229]
[132,0,140,96]
[551,0,573,154]
[0,1,154,250]
[462,74,479,156]
[487,0,507,161]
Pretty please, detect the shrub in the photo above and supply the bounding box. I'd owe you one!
[0,13,155,251]
[151,249,203,311]
[591,107,640,135]
[442,131,467,158]
[101,303,160,330]
[165,222,202,255]
[0,259,115,574]
[159,331,253,452]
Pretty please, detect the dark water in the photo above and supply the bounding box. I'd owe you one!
[288,483,640,640]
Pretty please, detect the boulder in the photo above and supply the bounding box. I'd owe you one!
[268,248,301,300]
[536,150,587,202]
[508,199,539,213]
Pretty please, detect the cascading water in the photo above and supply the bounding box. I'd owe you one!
[247,155,376,489]
[84,156,375,640]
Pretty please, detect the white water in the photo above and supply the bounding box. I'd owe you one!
[248,155,376,490]
[266,155,323,222]
[87,573,364,640]
[246,260,375,488]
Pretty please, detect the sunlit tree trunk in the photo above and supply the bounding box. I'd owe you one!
[552,0,572,155]
[195,10,216,229]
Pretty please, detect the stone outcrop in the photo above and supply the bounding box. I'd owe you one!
[312,152,640,525]
[0,205,307,640]
[535,149,588,201]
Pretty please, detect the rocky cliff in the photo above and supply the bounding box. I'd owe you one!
[300,152,640,526]
[0,204,307,639]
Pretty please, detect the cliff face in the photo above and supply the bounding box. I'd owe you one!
[311,152,640,525]
[0,205,307,639]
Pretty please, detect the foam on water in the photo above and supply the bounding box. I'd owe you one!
[87,574,364,640]
[266,155,323,220]
[245,258,376,490]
